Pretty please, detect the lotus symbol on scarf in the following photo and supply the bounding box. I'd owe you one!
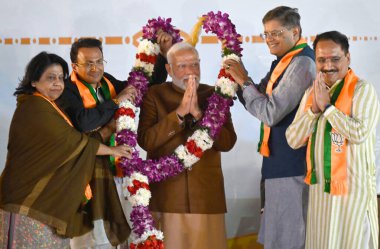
[331,131,344,152]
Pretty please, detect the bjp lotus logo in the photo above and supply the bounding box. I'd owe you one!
[331,131,344,152]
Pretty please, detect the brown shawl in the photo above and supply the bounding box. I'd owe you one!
[0,94,130,245]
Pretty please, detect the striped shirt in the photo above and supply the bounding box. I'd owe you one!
[286,78,380,249]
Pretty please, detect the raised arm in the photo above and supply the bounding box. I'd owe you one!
[286,87,320,149]
[242,56,316,126]
[58,81,119,132]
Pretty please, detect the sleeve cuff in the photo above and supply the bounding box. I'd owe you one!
[167,111,185,135]
[242,83,259,99]
[323,105,336,117]
[307,108,321,119]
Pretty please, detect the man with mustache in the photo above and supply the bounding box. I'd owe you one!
[137,42,236,249]
[56,34,172,248]
[286,31,379,249]
[225,6,315,249]
[58,34,171,132]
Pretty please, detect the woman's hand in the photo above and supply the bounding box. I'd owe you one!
[110,144,132,158]
[97,143,132,159]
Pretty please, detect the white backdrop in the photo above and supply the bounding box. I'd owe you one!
[1,0,379,238]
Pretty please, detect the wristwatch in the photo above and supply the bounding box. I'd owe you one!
[241,80,253,90]
[112,98,120,105]
[324,104,332,112]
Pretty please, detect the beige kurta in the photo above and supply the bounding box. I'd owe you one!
[152,212,227,249]
[286,78,380,249]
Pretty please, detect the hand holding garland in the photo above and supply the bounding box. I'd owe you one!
[113,13,242,248]
[156,29,173,57]
[223,59,249,86]
[116,85,138,104]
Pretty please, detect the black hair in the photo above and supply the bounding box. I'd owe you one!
[14,52,69,96]
[70,38,103,63]
[313,31,350,55]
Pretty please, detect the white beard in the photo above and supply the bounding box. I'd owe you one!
[172,75,200,90]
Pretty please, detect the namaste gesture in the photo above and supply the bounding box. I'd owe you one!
[312,72,331,113]
[176,75,202,121]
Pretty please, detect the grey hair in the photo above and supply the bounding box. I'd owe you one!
[166,42,199,64]
[262,6,302,37]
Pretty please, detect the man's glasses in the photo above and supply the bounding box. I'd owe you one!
[172,61,200,72]
[260,29,286,40]
[317,56,343,65]
[76,59,107,70]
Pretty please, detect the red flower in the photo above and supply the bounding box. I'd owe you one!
[127,179,150,195]
[114,107,135,119]
[186,140,204,158]
[218,68,235,82]
[131,235,164,249]
[136,53,157,64]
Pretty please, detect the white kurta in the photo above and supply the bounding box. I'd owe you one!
[70,177,131,249]
[286,78,380,249]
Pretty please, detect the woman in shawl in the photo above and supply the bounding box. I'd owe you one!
[0,52,131,248]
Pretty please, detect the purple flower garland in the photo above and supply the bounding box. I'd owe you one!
[115,12,242,248]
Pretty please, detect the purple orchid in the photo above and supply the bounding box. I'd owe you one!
[142,17,182,43]
[115,13,243,247]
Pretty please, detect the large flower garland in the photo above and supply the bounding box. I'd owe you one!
[114,12,242,249]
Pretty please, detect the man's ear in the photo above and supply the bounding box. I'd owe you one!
[293,26,300,39]
[72,63,78,73]
[165,63,173,77]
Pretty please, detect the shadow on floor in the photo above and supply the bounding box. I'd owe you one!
[228,233,263,249]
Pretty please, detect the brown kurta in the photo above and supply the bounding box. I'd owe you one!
[138,82,236,214]
[0,94,130,245]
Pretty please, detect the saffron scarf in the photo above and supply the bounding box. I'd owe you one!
[70,72,116,108]
[258,38,308,157]
[304,69,358,195]
[70,72,123,176]
[34,92,73,127]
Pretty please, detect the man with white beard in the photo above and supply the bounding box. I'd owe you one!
[137,42,237,249]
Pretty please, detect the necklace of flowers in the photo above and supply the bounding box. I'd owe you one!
[113,12,242,249]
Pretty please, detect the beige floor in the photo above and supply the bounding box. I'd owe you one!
[228,234,263,249]
[227,196,380,249]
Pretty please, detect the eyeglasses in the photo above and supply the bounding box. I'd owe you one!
[45,74,65,83]
[317,56,343,65]
[172,61,200,72]
[76,59,107,70]
[260,29,286,40]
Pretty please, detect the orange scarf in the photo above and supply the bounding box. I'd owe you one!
[70,72,116,108]
[258,38,308,157]
[70,72,123,177]
[33,92,73,127]
[304,69,358,195]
